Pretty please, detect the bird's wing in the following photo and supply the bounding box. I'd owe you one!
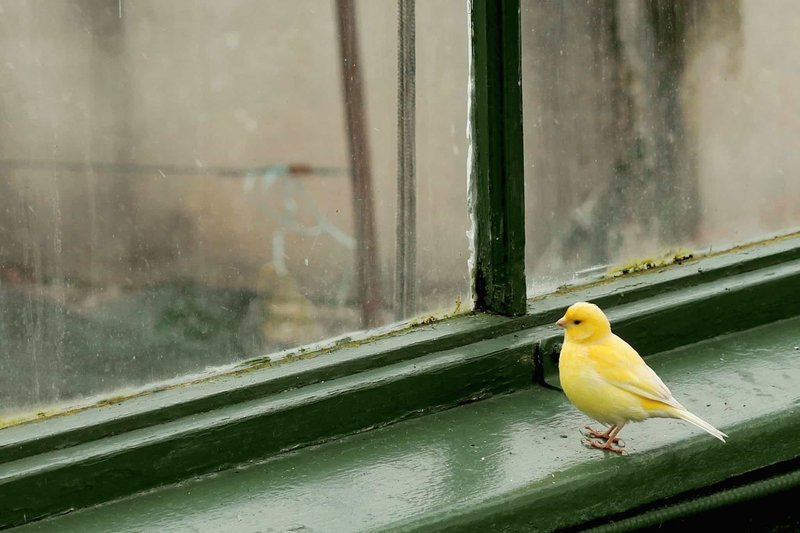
[586,338,684,409]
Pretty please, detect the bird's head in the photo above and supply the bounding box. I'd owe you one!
[556,301,611,343]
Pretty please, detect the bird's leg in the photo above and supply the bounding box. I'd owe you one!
[585,424,626,454]
[583,424,622,444]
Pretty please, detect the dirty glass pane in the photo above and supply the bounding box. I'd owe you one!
[522,1,800,294]
[0,0,469,418]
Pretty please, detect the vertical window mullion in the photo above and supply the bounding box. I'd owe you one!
[469,0,526,316]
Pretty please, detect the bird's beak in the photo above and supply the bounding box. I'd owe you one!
[556,316,567,328]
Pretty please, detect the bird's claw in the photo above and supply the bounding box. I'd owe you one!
[582,425,622,444]
[584,438,626,455]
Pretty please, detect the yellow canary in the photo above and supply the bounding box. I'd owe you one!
[557,301,727,453]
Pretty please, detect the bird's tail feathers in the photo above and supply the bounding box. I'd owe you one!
[671,408,727,442]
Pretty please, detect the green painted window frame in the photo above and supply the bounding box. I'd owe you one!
[470,0,526,317]
[1,2,800,529]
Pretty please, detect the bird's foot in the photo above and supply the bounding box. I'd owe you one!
[584,438,626,455]
[583,425,622,444]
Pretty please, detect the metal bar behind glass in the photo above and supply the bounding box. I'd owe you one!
[335,0,382,328]
[395,0,416,320]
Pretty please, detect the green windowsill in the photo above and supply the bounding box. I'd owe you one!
[14,315,800,532]
[0,234,799,529]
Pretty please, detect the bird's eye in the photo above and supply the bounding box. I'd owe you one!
[573,320,582,325]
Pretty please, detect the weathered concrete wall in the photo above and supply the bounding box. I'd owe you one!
[523,0,800,291]
[0,0,471,312]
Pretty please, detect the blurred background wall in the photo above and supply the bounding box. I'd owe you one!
[523,0,800,291]
[0,0,470,298]
[0,0,471,412]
